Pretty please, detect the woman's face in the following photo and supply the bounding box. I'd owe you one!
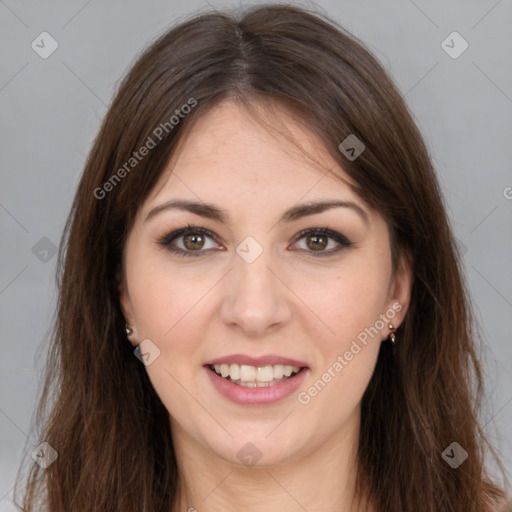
[119,99,411,467]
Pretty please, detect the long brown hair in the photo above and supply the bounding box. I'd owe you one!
[15,4,507,511]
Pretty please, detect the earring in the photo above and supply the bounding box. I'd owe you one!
[388,324,396,344]
[125,323,133,335]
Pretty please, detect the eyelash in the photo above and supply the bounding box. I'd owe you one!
[157,224,353,258]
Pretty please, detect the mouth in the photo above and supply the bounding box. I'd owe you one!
[203,356,309,405]
[207,363,305,387]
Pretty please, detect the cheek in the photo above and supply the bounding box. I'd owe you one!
[303,261,390,342]
[127,256,217,340]
[299,299,383,429]
[128,263,211,415]
[296,260,388,408]
[126,257,218,405]
[302,346,380,436]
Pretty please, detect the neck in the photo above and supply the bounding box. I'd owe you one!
[170,412,373,512]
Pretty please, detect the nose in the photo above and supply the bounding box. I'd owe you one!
[220,248,292,337]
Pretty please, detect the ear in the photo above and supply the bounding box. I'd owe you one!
[117,267,137,346]
[386,249,413,330]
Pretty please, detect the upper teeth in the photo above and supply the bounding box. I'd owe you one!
[212,363,300,382]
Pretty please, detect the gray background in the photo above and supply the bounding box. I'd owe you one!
[1,0,511,508]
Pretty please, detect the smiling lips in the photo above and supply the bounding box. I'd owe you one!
[204,354,309,405]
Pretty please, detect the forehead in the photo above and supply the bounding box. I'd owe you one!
[143,99,362,216]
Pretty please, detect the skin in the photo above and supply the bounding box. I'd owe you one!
[119,99,412,512]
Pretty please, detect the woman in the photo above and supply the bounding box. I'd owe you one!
[16,4,508,511]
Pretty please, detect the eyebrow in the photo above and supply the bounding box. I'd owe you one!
[144,199,369,226]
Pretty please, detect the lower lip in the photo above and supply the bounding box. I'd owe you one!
[205,366,308,406]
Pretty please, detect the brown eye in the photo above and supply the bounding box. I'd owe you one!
[306,234,328,251]
[158,225,223,257]
[183,233,205,250]
[291,228,353,257]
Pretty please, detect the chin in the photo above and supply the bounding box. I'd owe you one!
[200,428,308,469]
